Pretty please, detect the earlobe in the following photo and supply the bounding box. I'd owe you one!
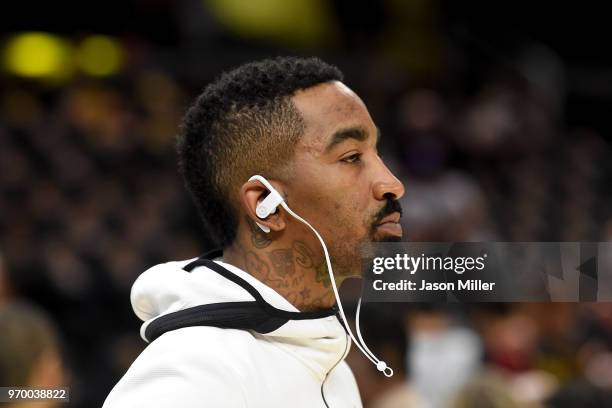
[255,222,270,233]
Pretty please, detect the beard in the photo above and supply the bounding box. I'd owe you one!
[326,198,404,278]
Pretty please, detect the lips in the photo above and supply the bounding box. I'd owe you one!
[377,212,401,225]
[375,212,402,238]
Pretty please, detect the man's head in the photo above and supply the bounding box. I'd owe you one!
[178,57,404,278]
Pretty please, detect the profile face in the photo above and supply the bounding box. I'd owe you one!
[286,81,405,277]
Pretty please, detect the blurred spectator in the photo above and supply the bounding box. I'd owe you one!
[407,306,482,408]
[451,374,519,408]
[0,302,66,408]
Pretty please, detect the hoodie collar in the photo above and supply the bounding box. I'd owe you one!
[130,251,350,379]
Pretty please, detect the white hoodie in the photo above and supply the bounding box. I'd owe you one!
[102,251,362,407]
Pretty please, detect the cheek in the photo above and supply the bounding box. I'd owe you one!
[328,196,373,235]
[289,171,374,234]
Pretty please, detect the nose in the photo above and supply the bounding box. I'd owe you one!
[372,159,405,201]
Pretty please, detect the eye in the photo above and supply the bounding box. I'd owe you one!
[341,153,362,164]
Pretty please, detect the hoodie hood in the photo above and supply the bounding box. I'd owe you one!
[130,250,351,379]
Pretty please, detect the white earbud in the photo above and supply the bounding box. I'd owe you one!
[249,175,285,233]
[255,199,271,233]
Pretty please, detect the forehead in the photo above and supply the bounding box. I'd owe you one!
[291,81,375,150]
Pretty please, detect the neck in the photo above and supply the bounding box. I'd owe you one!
[223,220,337,311]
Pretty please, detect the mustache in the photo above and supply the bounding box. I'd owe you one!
[372,198,403,226]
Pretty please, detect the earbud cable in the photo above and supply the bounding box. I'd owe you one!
[280,202,394,377]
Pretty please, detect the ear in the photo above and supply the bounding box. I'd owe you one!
[239,179,287,233]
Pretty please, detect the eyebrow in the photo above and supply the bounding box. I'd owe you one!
[324,126,381,153]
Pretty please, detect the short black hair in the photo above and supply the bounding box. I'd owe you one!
[177,57,343,247]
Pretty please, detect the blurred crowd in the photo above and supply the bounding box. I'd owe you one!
[0,72,210,404]
[347,303,612,408]
[1,1,612,407]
